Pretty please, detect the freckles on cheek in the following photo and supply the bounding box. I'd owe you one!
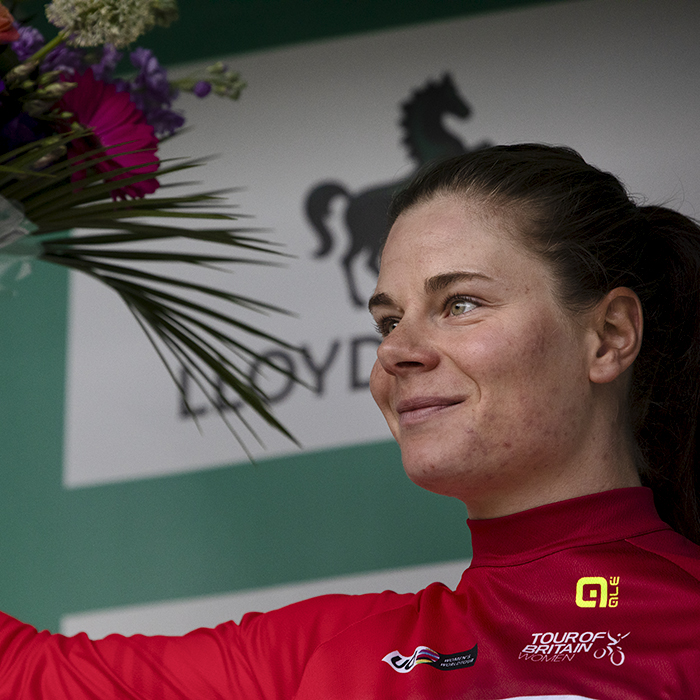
[470,324,552,385]
[514,389,582,448]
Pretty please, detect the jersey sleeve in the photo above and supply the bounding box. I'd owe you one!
[0,590,414,700]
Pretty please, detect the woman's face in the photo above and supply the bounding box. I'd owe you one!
[369,195,602,517]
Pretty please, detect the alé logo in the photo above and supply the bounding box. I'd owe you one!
[576,576,620,608]
[305,73,491,309]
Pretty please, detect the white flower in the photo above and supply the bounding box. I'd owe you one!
[45,0,178,48]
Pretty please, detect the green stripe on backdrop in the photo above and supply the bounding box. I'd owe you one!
[0,262,70,633]
[58,443,470,627]
[0,265,469,632]
[19,0,574,64]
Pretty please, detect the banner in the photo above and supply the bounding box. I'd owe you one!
[5,0,697,634]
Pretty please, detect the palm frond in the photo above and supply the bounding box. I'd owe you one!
[1,132,300,452]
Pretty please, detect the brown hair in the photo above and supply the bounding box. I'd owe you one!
[390,144,700,542]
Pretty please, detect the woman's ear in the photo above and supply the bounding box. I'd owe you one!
[588,287,643,385]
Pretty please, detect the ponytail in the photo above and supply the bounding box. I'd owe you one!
[631,206,700,541]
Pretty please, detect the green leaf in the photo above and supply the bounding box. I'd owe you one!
[0,134,300,452]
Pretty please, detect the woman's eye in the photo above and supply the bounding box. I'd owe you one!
[448,297,477,316]
[375,318,399,337]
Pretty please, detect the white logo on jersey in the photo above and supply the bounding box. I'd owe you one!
[519,630,629,665]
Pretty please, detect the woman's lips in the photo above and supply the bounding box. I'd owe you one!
[395,396,465,425]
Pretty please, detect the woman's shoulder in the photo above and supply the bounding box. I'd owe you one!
[234,588,420,639]
[624,527,700,585]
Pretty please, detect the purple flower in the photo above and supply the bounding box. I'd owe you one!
[146,107,185,137]
[124,47,184,138]
[130,47,172,104]
[11,25,44,61]
[111,77,130,94]
[11,25,83,75]
[42,43,84,74]
[90,44,123,81]
[193,81,211,98]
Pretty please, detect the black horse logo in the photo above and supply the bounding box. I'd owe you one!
[305,74,490,308]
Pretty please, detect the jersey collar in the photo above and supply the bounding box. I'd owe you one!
[465,487,669,570]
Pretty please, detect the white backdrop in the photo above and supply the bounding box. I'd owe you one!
[59,0,700,632]
[65,0,700,488]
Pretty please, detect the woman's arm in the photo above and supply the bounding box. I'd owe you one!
[0,590,415,699]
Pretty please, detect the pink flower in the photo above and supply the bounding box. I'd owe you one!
[59,68,159,199]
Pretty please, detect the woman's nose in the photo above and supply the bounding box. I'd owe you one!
[375,318,439,376]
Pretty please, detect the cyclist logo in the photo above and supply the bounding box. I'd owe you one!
[593,631,630,666]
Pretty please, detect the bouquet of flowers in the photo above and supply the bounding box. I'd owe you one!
[0,0,296,450]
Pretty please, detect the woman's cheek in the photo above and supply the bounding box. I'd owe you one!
[369,360,390,409]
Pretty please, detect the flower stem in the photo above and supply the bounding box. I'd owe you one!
[27,31,69,66]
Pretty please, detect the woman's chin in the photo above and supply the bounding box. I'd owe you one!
[400,450,472,500]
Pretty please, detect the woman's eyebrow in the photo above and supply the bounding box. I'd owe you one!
[367,291,393,312]
[424,271,493,294]
[368,272,493,312]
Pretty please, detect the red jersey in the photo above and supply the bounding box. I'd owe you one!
[0,487,698,699]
